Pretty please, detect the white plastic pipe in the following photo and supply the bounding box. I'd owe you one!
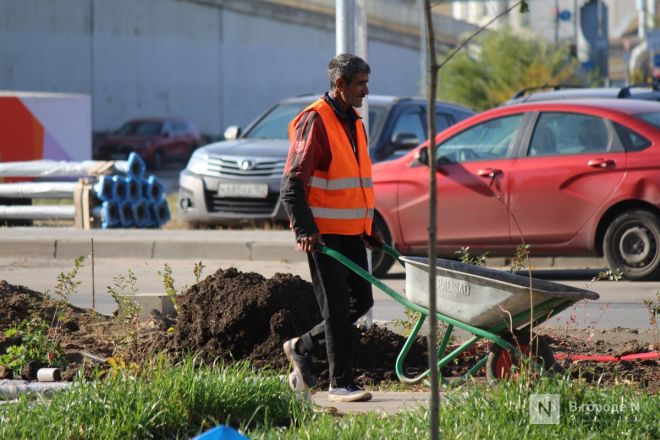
[0,160,128,177]
[0,205,75,220]
[36,368,62,382]
[0,182,77,198]
[0,379,71,399]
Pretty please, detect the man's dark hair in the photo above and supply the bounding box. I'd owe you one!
[328,54,370,90]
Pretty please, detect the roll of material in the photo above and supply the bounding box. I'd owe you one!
[126,152,146,180]
[36,368,62,382]
[0,160,128,177]
[112,175,128,200]
[94,175,116,201]
[0,182,77,199]
[118,199,135,227]
[0,379,70,398]
[0,205,75,220]
[143,175,165,202]
[126,176,142,202]
[149,199,171,227]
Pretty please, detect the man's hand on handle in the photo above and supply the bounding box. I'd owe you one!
[362,231,383,251]
[297,233,325,252]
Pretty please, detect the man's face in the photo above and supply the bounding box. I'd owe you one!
[338,73,369,108]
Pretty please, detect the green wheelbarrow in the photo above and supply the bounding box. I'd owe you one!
[318,244,599,384]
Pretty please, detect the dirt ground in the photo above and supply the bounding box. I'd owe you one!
[0,266,658,393]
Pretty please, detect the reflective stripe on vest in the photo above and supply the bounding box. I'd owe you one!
[309,176,373,190]
[310,207,374,220]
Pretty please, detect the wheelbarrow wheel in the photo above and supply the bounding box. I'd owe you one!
[486,330,561,383]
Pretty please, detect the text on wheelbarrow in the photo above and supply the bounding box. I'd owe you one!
[436,277,470,297]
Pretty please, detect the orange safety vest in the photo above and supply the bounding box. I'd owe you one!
[288,98,374,235]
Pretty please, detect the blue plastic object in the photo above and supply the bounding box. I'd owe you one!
[143,175,166,202]
[126,176,142,202]
[126,151,146,180]
[100,200,120,229]
[192,425,248,440]
[131,199,152,228]
[112,175,128,201]
[94,175,116,202]
[149,199,171,227]
[118,199,135,227]
[557,9,571,21]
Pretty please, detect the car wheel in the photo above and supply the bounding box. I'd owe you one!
[603,209,660,281]
[371,214,395,278]
[150,150,164,170]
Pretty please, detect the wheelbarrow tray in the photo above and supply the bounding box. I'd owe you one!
[401,256,599,328]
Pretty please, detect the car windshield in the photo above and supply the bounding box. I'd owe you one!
[635,112,660,128]
[243,102,387,140]
[116,121,163,136]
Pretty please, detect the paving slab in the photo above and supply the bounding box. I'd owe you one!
[311,391,431,415]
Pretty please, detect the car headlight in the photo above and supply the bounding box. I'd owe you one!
[186,150,209,174]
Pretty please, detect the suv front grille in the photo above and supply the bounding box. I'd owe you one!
[206,155,286,178]
[205,190,279,215]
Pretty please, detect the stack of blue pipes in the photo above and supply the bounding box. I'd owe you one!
[92,152,171,228]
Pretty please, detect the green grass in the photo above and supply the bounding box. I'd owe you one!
[2,362,657,439]
[0,358,310,439]
[255,377,659,439]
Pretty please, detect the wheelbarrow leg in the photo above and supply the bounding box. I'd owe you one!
[394,315,455,384]
[395,313,428,384]
[396,317,492,386]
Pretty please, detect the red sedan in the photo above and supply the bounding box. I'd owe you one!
[371,99,660,280]
[98,118,202,169]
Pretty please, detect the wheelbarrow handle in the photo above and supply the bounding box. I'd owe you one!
[359,234,403,263]
[314,240,402,263]
[381,243,403,264]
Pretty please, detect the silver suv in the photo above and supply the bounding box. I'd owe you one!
[177,94,474,225]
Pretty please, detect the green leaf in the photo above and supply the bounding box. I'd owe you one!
[520,1,529,13]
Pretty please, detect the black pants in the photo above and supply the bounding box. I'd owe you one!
[298,234,374,388]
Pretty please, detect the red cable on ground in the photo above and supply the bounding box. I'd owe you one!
[554,351,660,363]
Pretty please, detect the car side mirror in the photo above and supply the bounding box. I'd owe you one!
[391,132,420,151]
[224,125,241,140]
[417,146,429,166]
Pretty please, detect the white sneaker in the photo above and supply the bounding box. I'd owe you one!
[328,384,372,402]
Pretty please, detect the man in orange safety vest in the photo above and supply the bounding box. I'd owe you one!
[280,53,381,403]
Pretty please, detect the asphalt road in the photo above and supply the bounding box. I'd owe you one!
[0,256,657,329]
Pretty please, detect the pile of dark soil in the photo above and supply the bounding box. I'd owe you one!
[0,280,118,380]
[163,267,430,387]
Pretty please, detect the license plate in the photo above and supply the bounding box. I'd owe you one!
[218,183,268,198]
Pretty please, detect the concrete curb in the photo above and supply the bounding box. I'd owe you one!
[0,227,607,268]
